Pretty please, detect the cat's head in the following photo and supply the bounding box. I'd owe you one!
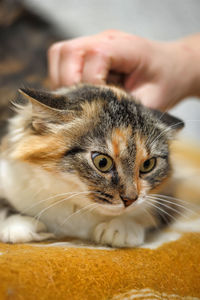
[10,84,184,216]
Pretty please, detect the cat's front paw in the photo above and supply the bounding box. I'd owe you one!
[0,215,54,243]
[93,219,145,248]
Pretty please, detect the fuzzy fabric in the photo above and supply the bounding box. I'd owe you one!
[0,226,200,299]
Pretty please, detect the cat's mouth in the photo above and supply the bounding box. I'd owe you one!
[89,189,147,216]
[96,196,145,216]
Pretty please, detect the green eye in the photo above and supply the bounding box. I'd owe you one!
[92,153,113,173]
[140,158,156,174]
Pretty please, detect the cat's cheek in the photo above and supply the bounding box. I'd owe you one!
[139,178,151,197]
[92,219,145,248]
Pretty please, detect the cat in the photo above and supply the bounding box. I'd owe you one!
[0,84,184,247]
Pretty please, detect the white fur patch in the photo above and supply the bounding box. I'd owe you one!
[0,214,53,243]
[93,218,145,248]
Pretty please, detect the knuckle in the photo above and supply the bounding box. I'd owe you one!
[48,42,61,57]
[60,43,70,57]
[89,44,108,57]
[60,42,77,57]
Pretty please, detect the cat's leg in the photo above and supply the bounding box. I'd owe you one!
[0,201,54,243]
[93,218,145,248]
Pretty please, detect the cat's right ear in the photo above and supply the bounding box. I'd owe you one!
[18,88,73,133]
[18,88,68,111]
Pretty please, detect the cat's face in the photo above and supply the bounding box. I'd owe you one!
[10,84,184,216]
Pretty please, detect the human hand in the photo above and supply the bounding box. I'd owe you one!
[48,30,200,111]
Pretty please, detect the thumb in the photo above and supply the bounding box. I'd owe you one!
[130,84,167,111]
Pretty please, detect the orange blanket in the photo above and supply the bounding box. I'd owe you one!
[0,231,199,299]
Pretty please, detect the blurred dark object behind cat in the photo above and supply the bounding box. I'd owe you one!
[0,0,72,138]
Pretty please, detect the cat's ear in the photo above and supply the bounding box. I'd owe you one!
[18,88,68,111]
[18,88,72,133]
[151,109,184,131]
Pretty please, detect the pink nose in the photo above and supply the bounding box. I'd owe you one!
[120,195,138,207]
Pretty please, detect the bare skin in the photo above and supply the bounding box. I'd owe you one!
[48,30,200,111]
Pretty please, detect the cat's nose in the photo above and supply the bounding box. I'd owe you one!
[120,194,138,207]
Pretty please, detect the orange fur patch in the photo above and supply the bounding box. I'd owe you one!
[81,100,102,121]
[10,133,67,172]
[111,126,132,158]
[107,85,128,99]
[134,133,149,195]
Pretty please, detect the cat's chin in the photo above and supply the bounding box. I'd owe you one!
[96,203,135,217]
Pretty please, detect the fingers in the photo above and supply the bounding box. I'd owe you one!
[48,41,84,88]
[59,47,84,87]
[48,38,111,87]
[48,30,150,89]
[82,50,110,84]
[48,42,63,88]
[130,83,166,111]
[48,31,127,88]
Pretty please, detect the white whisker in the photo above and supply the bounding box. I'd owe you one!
[147,195,198,216]
[60,203,97,226]
[22,191,89,214]
[141,206,158,228]
[147,197,192,220]
[150,121,184,147]
[150,193,200,209]
[146,200,178,223]
[34,191,91,226]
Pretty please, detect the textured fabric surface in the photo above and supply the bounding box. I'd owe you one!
[0,229,200,299]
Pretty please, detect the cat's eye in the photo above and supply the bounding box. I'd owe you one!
[140,158,156,174]
[91,153,113,173]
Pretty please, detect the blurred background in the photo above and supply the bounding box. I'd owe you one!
[4,0,200,141]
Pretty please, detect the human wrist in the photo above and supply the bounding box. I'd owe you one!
[169,37,200,99]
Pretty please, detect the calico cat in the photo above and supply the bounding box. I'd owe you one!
[0,84,184,247]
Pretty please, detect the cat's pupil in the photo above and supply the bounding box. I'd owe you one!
[144,160,150,169]
[99,158,107,168]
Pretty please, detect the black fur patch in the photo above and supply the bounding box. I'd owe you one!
[64,147,85,156]
[19,89,68,110]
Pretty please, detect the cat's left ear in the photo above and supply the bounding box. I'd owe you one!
[151,109,184,131]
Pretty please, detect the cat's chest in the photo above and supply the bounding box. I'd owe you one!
[0,158,104,238]
[40,203,100,238]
